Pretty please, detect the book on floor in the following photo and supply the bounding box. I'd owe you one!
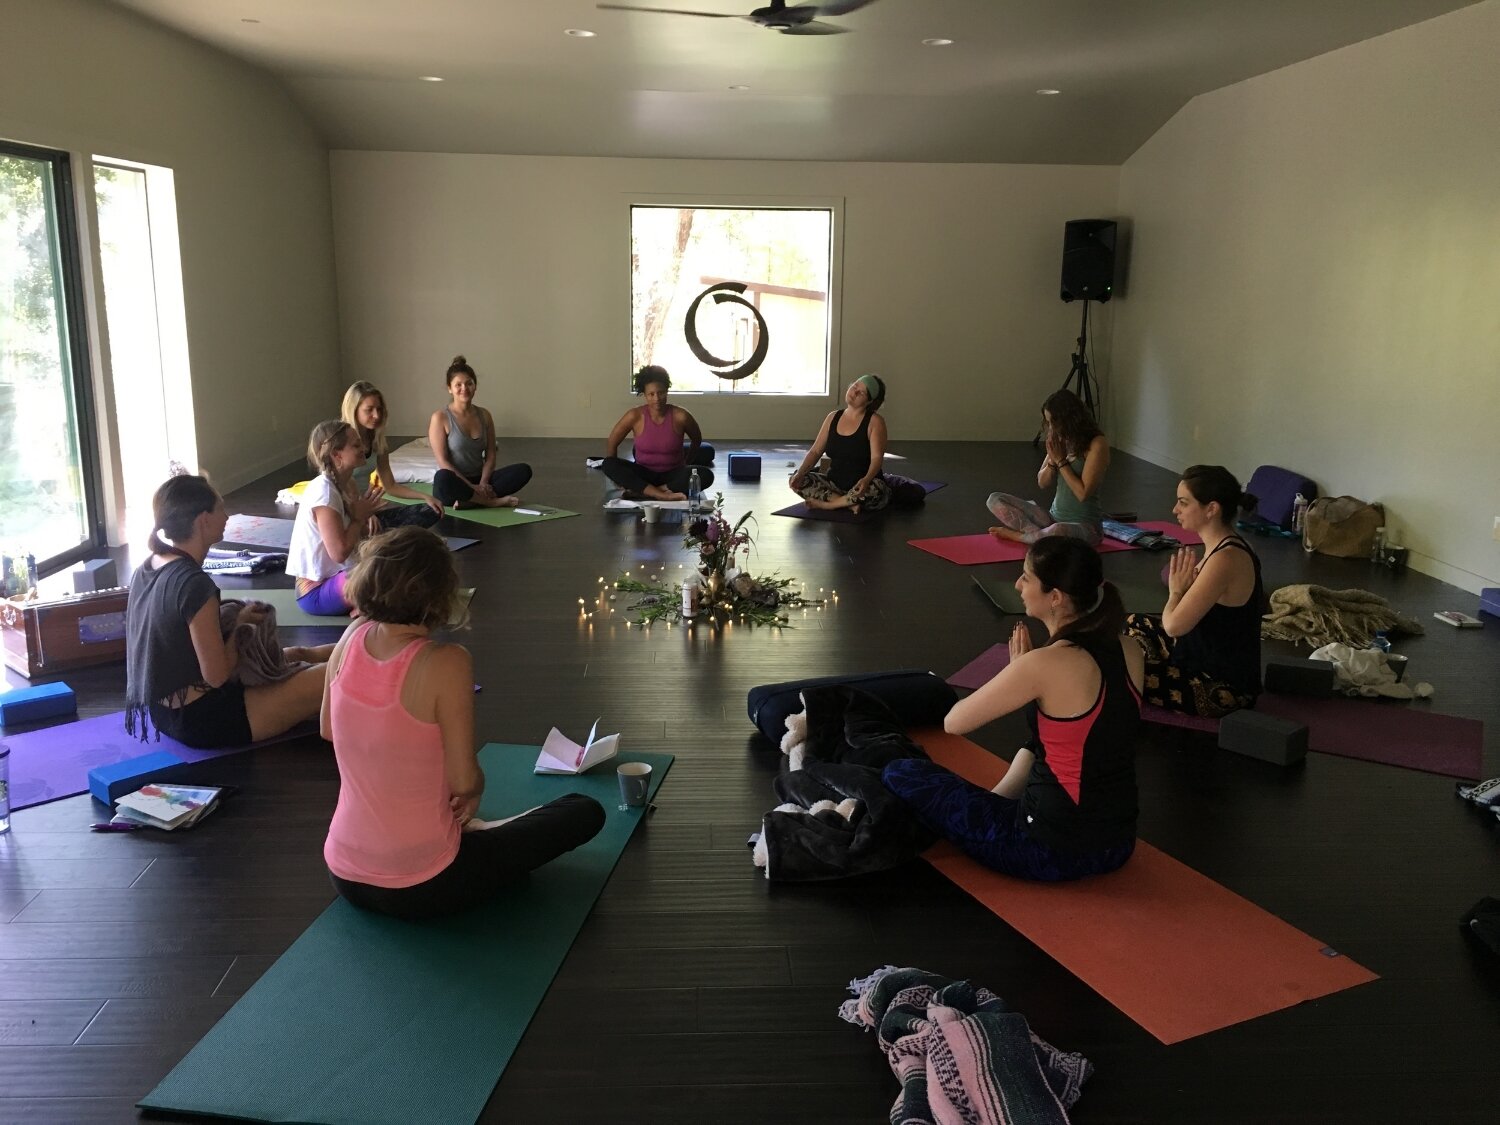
[1433,611,1483,628]
[112,783,225,830]
[535,719,619,775]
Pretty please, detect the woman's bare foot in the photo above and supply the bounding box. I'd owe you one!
[457,493,517,509]
[988,525,1026,543]
[642,484,686,502]
[807,493,854,511]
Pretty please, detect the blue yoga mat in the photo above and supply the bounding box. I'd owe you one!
[138,743,672,1124]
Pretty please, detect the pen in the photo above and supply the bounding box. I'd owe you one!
[90,822,142,832]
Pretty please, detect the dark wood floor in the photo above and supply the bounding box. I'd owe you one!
[3,438,1497,1124]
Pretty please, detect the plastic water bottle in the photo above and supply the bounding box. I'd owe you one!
[0,744,11,835]
[1370,526,1386,563]
[687,468,701,512]
[1291,493,1308,533]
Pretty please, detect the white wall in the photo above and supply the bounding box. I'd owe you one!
[1112,1,1500,593]
[330,152,1119,442]
[0,0,341,499]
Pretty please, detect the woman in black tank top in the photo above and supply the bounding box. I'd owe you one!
[1124,465,1264,717]
[884,537,1145,881]
[789,375,893,514]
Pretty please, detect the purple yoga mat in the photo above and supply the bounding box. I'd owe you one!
[1,710,311,811]
[946,644,1484,779]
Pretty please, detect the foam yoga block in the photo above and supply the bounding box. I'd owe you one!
[0,682,78,727]
[1263,657,1336,696]
[1218,709,1308,766]
[728,453,761,481]
[748,670,957,742]
[88,750,193,805]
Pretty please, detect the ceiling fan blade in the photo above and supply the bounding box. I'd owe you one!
[780,20,848,35]
[813,0,881,15]
[596,4,738,17]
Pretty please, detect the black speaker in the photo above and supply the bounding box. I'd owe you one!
[1060,219,1116,303]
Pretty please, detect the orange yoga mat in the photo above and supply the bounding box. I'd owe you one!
[910,729,1379,1044]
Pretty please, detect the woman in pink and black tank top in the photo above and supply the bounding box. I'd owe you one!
[321,526,603,920]
[602,366,714,500]
[884,536,1145,881]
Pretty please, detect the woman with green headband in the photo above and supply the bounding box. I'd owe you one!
[789,374,892,514]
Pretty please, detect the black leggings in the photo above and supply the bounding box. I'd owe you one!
[376,503,441,531]
[328,794,606,921]
[601,457,715,495]
[432,464,533,506]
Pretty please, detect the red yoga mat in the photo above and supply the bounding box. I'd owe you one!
[947,646,1484,779]
[910,728,1379,1044]
[909,521,1199,565]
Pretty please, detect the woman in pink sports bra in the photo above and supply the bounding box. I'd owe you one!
[602,366,714,501]
[320,527,604,920]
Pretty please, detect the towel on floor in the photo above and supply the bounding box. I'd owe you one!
[1261,584,1424,649]
[838,966,1092,1125]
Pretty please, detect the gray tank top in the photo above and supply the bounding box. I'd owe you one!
[444,408,486,477]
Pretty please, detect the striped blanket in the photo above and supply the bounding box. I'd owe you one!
[839,967,1091,1125]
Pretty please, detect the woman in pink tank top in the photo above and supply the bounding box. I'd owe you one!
[602,366,715,500]
[321,527,604,920]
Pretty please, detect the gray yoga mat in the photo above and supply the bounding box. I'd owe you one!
[973,570,1167,615]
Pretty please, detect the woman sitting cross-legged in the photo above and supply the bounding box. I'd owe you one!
[341,380,444,529]
[883,536,1144,881]
[789,374,891,514]
[988,388,1109,546]
[289,420,386,616]
[125,474,332,747]
[1124,465,1264,717]
[427,354,533,509]
[601,365,714,501]
[321,526,606,921]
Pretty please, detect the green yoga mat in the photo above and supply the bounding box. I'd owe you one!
[388,483,578,528]
[237,586,475,628]
[973,571,1166,615]
[139,743,672,1125]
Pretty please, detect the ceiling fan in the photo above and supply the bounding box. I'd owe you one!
[596,1,880,37]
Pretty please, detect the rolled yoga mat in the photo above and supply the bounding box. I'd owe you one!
[773,481,947,523]
[909,728,1378,1044]
[224,585,475,629]
[387,483,579,528]
[910,521,1199,566]
[1,710,312,811]
[946,644,1483,779]
[139,743,673,1125]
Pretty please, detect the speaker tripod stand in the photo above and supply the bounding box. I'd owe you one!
[1035,299,1099,446]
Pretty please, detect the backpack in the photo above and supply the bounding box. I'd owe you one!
[1302,496,1383,558]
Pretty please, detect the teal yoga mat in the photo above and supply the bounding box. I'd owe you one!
[389,483,579,528]
[139,743,672,1124]
[230,585,475,628]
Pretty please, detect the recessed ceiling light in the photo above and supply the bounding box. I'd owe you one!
[419,76,444,83]
[240,17,260,23]
[564,28,597,38]
[921,38,953,47]
[1036,88,1061,96]
[728,85,750,91]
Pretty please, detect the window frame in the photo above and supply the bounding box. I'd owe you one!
[0,138,105,577]
[624,193,844,397]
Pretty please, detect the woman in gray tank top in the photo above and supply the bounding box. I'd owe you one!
[426,355,533,508]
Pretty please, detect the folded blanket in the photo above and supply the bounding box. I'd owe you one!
[220,599,312,686]
[751,762,935,881]
[839,966,1092,1125]
[1261,584,1424,649]
[779,685,929,772]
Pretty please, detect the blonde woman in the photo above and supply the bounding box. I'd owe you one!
[288,420,384,615]
[341,380,443,529]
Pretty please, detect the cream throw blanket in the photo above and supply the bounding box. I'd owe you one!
[1261,584,1424,649]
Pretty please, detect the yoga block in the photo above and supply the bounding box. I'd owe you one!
[1263,657,1336,697]
[88,750,190,805]
[71,558,119,593]
[728,453,761,481]
[748,670,957,743]
[1480,588,1500,620]
[0,681,77,727]
[1218,710,1307,766]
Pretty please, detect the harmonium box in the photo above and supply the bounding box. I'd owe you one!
[1,587,128,679]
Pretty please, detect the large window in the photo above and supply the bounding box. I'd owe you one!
[0,142,100,573]
[630,204,836,395]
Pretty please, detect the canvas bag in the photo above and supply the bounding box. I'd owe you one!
[1302,496,1384,558]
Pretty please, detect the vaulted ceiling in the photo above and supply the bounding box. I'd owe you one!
[112,0,1480,163]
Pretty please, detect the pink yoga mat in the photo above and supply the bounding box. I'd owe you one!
[912,728,1379,1044]
[947,645,1484,778]
[909,521,1199,566]
[2,710,312,810]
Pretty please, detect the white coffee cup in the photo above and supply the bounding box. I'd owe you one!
[640,504,661,524]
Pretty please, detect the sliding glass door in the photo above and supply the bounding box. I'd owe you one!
[0,141,101,573]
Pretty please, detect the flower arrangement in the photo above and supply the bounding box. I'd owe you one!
[614,495,823,627]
